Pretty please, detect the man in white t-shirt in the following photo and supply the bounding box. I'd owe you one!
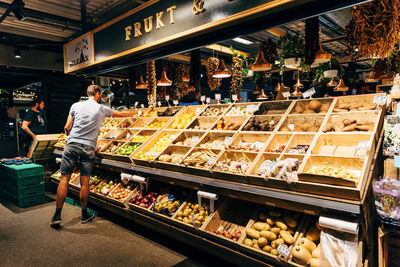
[51,85,137,227]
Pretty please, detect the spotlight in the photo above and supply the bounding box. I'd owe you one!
[14,48,22,58]
[13,8,26,21]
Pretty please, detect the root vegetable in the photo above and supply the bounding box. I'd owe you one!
[275,221,287,230]
[299,237,316,253]
[246,228,260,239]
[292,245,312,265]
[280,230,295,245]
[312,245,321,258]
[254,222,271,231]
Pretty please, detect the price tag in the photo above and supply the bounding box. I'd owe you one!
[165,95,170,101]
[152,152,158,158]
[357,141,371,150]
[201,95,206,101]
[170,134,176,140]
[138,110,143,116]
[206,97,211,104]
[215,93,221,100]
[101,187,109,195]
[141,104,145,108]
[157,101,161,107]
[277,244,290,259]
[134,101,139,107]
[145,151,152,157]
[192,136,199,143]
[196,107,201,115]
[254,141,264,150]
[395,155,400,168]
[224,136,233,146]
[282,92,291,98]
[191,213,196,224]
[232,94,238,101]
[207,157,216,165]
[173,100,179,106]
[303,87,316,98]
[393,124,400,135]
[288,124,295,131]
[373,95,387,105]
[375,200,383,209]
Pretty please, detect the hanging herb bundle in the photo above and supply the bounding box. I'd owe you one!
[261,39,278,64]
[175,64,194,96]
[386,48,400,76]
[206,57,222,90]
[304,16,320,66]
[345,0,400,58]
[231,54,244,96]
[146,60,157,107]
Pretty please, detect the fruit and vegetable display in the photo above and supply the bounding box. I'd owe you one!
[176,202,210,227]
[174,135,202,146]
[159,153,185,164]
[118,132,133,142]
[200,106,228,116]
[89,175,104,191]
[55,138,66,148]
[134,134,174,160]
[317,145,367,157]
[243,117,279,132]
[103,142,124,154]
[307,166,359,181]
[333,102,377,112]
[228,141,265,152]
[158,108,180,117]
[153,194,181,216]
[226,105,257,116]
[143,110,158,117]
[98,128,110,139]
[291,100,331,114]
[130,190,158,209]
[198,135,227,150]
[108,183,135,201]
[383,116,400,156]
[286,145,309,154]
[292,220,321,266]
[373,178,400,220]
[188,118,216,130]
[183,149,219,168]
[117,120,131,128]
[266,144,286,153]
[256,158,301,183]
[243,208,301,256]
[280,120,321,132]
[94,179,119,195]
[115,143,141,156]
[214,118,241,131]
[146,120,166,129]
[323,118,375,132]
[130,135,151,143]
[213,153,253,174]
[102,119,122,128]
[170,113,196,129]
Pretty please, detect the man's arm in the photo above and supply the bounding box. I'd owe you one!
[112,110,138,117]
[21,120,35,139]
[64,114,74,135]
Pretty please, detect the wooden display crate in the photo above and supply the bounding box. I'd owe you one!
[332,93,386,113]
[158,106,184,117]
[278,115,325,133]
[69,172,81,189]
[102,128,125,141]
[225,102,261,116]
[115,118,136,129]
[212,116,248,131]
[227,132,271,153]
[187,116,220,131]
[99,140,127,160]
[242,115,283,132]
[255,100,292,115]
[96,139,111,155]
[129,117,154,129]
[154,145,192,172]
[106,183,139,207]
[284,134,315,155]
[114,129,138,142]
[197,131,236,150]
[181,147,222,176]
[113,141,143,162]
[164,105,206,129]
[144,117,171,129]
[171,198,217,230]
[264,133,293,153]
[172,131,206,147]
[289,98,334,115]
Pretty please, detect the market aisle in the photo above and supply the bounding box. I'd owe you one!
[0,194,206,267]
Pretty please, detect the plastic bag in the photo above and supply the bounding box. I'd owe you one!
[373,178,400,220]
[152,193,180,216]
[320,230,359,267]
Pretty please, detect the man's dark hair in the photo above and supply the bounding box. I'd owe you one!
[87,84,102,97]
[33,97,43,106]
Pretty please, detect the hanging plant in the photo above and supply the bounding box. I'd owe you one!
[345,0,400,58]
[278,32,305,74]
[253,71,267,89]
[146,60,157,107]
[304,17,320,66]
[261,38,278,64]
[206,57,222,90]
[231,54,244,97]
[312,58,340,84]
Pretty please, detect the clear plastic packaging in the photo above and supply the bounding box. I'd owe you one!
[373,178,400,220]
[320,230,359,267]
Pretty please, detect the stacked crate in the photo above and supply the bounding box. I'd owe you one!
[0,163,45,208]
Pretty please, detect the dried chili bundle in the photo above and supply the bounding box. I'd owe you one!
[175,64,194,96]
[231,55,243,96]
[206,57,222,90]
[345,0,400,58]
[146,60,157,107]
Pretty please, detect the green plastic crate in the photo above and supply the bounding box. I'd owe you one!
[1,175,44,190]
[2,163,44,179]
[2,189,45,208]
[2,183,45,198]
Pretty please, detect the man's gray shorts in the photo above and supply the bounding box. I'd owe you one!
[60,142,95,177]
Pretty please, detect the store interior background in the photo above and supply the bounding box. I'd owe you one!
[0,0,377,158]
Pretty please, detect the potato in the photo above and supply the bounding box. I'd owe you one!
[312,245,321,258]
[271,238,284,249]
[338,103,350,110]
[260,230,277,241]
[280,126,290,132]
[292,245,312,265]
[322,123,333,132]
[343,125,357,132]
[262,245,273,253]
[299,237,316,253]
[271,249,278,255]
[309,100,321,111]
[283,215,297,228]
[246,228,260,239]
[280,230,294,245]
[275,221,287,231]
[244,238,253,247]
[300,122,312,132]
[257,237,268,247]
[266,217,275,226]
[320,103,330,112]
[309,258,321,267]
[254,222,271,231]
[252,242,260,249]
[270,227,281,235]
[294,104,304,114]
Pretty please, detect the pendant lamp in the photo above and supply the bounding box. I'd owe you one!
[253,85,261,94]
[257,88,268,99]
[250,48,272,71]
[136,75,147,89]
[326,78,338,87]
[157,68,172,86]
[274,82,282,92]
[213,59,231,78]
[365,71,379,83]
[334,67,349,91]
[292,70,303,97]
[313,40,331,65]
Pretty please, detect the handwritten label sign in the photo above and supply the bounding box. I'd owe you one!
[141,104,145,108]
[277,244,291,259]
[303,87,316,98]
[134,101,139,107]
[373,95,386,105]
[215,93,221,101]
[138,110,143,116]
[206,97,211,104]
[165,95,170,101]
[288,124,295,131]
[224,136,233,146]
[201,95,206,101]
[157,101,161,107]
[282,92,291,98]
[173,100,179,106]
[196,107,201,115]
[232,94,238,101]
[192,136,199,143]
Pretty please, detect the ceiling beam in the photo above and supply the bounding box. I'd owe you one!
[205,44,250,57]
[266,28,286,37]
